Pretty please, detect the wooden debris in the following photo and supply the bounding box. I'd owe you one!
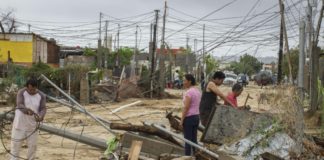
[166,112,183,132]
[128,140,143,160]
[313,136,324,148]
[260,152,284,160]
[110,123,181,146]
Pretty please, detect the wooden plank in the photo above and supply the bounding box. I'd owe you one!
[128,140,143,160]
[110,101,142,114]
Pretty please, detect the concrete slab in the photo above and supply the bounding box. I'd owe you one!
[201,105,273,145]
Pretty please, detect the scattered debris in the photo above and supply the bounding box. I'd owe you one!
[110,123,181,146]
[219,129,296,159]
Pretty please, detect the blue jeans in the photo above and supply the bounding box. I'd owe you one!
[183,115,199,156]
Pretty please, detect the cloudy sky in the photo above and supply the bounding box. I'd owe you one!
[0,0,319,58]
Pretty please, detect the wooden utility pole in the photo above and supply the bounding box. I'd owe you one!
[279,0,293,83]
[158,1,167,96]
[28,24,31,33]
[202,24,206,79]
[277,3,284,84]
[194,39,199,80]
[314,0,324,46]
[97,12,103,69]
[150,10,160,98]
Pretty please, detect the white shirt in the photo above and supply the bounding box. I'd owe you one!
[13,91,41,131]
[174,72,179,81]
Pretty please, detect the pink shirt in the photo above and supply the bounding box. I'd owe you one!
[224,92,238,108]
[183,87,201,117]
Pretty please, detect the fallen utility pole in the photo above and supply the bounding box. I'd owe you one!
[152,124,219,159]
[0,112,108,150]
[46,95,112,126]
[40,74,116,135]
[40,124,107,150]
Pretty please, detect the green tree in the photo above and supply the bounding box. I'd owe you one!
[229,54,262,76]
[205,54,219,75]
[283,48,298,80]
[106,47,133,68]
[83,47,96,56]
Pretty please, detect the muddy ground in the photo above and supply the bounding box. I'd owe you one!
[0,84,319,159]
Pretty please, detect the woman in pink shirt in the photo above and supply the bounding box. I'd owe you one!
[181,74,201,156]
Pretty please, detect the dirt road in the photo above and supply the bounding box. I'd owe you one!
[0,84,265,160]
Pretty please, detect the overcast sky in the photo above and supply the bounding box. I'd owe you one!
[1,0,319,58]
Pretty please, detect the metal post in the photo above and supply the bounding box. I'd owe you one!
[40,74,115,135]
[152,124,219,159]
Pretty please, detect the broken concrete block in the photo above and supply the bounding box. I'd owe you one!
[201,105,273,144]
[219,130,296,160]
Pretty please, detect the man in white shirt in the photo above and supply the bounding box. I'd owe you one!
[10,78,46,160]
[173,70,180,89]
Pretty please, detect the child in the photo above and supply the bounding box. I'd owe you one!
[224,83,243,108]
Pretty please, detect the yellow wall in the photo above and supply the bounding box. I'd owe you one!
[0,41,33,63]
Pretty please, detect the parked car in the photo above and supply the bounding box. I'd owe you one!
[254,71,273,86]
[223,73,237,86]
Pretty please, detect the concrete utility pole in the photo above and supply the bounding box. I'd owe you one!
[116,24,120,67]
[202,24,206,79]
[279,0,293,83]
[309,0,323,114]
[277,3,284,84]
[308,0,315,112]
[104,20,109,68]
[298,20,306,99]
[158,1,167,96]
[150,10,160,98]
[97,12,103,68]
[185,34,189,73]
[131,25,138,79]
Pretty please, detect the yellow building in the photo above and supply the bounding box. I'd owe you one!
[0,33,59,67]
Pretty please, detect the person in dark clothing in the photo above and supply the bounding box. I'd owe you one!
[200,72,205,90]
[199,71,235,126]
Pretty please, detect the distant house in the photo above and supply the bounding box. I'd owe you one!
[262,62,276,74]
[156,48,196,73]
[0,33,60,67]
